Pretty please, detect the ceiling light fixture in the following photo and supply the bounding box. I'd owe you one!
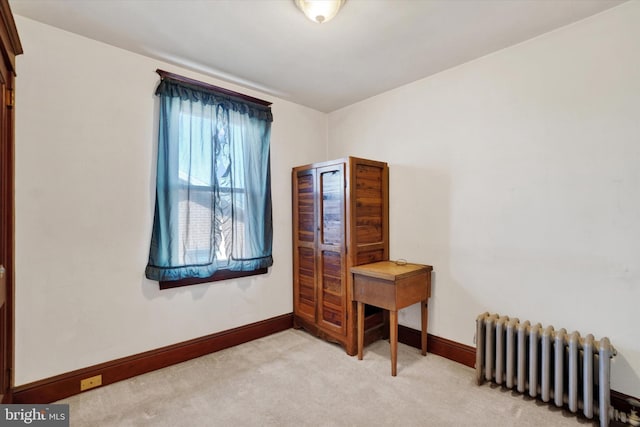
[294,0,345,24]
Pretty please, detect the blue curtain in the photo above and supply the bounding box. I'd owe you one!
[145,78,273,282]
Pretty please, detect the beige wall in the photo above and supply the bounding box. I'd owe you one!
[13,16,327,386]
[328,2,639,396]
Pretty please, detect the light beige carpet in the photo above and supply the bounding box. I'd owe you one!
[58,329,595,426]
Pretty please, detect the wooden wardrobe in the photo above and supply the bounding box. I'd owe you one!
[292,157,389,355]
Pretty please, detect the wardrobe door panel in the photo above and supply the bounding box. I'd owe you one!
[319,165,344,246]
[295,171,316,243]
[296,246,316,320]
[317,165,346,334]
[354,163,385,244]
[293,169,317,323]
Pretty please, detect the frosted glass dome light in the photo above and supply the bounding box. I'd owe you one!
[294,0,346,24]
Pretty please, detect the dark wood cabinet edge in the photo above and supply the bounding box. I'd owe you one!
[12,313,293,404]
[293,315,356,355]
[0,0,23,73]
[159,267,268,290]
[397,324,637,422]
[291,156,389,176]
[0,0,21,404]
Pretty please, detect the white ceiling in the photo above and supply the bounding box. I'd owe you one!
[10,0,626,112]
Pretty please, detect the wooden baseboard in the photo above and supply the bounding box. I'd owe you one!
[13,313,293,404]
[611,389,636,416]
[12,316,638,420]
[397,324,475,368]
[397,324,638,420]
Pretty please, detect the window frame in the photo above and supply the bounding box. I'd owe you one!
[159,268,269,290]
[154,69,272,290]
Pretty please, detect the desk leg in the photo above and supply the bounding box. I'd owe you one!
[357,301,364,360]
[390,310,398,376]
[421,300,428,356]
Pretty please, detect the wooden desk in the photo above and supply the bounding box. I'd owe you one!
[351,261,432,376]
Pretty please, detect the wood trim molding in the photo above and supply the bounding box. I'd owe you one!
[13,313,293,404]
[159,268,268,290]
[611,389,637,418]
[12,317,638,420]
[397,324,475,368]
[155,69,271,106]
[0,0,23,73]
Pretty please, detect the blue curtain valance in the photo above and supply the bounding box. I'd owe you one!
[155,78,273,123]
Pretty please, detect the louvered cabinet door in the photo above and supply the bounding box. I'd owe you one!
[293,168,317,323]
[316,164,346,335]
[352,160,389,265]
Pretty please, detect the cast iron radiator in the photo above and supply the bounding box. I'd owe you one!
[475,313,616,427]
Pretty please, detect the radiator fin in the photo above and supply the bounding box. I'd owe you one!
[476,313,615,427]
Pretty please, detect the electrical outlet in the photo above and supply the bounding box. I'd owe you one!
[80,374,102,391]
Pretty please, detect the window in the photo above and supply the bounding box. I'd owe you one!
[145,70,273,288]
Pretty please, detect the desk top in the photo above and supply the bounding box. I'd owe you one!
[350,261,433,281]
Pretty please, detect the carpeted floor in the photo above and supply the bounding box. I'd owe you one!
[58,329,597,426]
